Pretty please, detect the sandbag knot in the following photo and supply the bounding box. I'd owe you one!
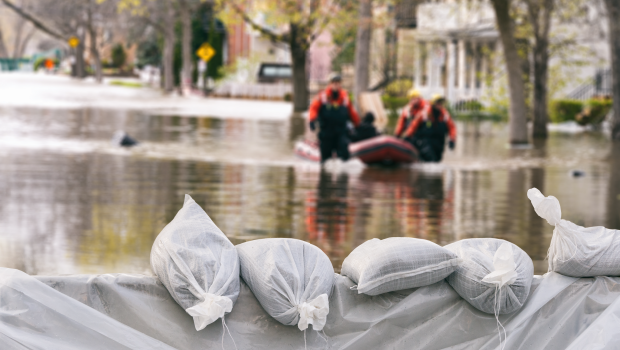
[297,294,329,331]
[186,293,233,331]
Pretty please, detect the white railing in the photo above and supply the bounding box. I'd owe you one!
[213,82,292,100]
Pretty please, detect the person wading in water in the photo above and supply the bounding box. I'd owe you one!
[403,94,456,162]
[395,88,427,139]
[308,74,360,164]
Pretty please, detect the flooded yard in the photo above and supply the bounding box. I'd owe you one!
[0,106,617,275]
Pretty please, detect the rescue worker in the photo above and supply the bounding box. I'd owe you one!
[309,74,360,163]
[394,88,427,138]
[404,94,456,162]
[351,112,380,142]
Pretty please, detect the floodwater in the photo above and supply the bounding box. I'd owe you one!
[1,107,618,276]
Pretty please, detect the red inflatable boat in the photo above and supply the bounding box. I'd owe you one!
[294,136,418,165]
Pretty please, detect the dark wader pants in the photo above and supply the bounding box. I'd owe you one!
[319,132,350,162]
[318,102,352,163]
[409,119,449,162]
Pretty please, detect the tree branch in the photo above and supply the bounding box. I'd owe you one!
[142,15,167,34]
[1,0,65,40]
[308,0,346,43]
[229,1,290,43]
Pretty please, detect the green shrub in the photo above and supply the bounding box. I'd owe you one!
[453,111,506,122]
[33,57,58,71]
[283,92,292,101]
[109,80,142,88]
[549,99,583,123]
[454,99,484,111]
[382,95,409,123]
[576,98,613,125]
[382,96,409,110]
[384,79,413,98]
[111,44,127,69]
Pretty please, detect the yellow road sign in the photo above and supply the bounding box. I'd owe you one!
[196,43,215,62]
[68,36,80,48]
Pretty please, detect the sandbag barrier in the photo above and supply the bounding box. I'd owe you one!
[3,189,620,349]
[145,189,620,349]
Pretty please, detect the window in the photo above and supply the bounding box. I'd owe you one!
[261,65,292,78]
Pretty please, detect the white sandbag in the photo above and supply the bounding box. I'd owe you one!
[150,194,240,331]
[341,237,461,295]
[528,187,620,277]
[236,238,334,331]
[445,238,534,314]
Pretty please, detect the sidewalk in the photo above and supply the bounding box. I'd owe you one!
[0,73,293,120]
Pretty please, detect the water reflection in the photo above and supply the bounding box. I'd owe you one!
[0,107,617,275]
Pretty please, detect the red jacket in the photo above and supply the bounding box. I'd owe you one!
[308,87,360,126]
[395,99,427,137]
[404,105,457,140]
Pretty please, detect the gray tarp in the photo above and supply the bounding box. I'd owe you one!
[1,267,620,349]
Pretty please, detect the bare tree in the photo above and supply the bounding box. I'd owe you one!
[604,0,620,140]
[354,0,372,109]
[178,0,198,94]
[1,0,114,80]
[491,0,529,145]
[525,0,554,139]
[11,16,36,58]
[161,0,201,94]
[0,0,65,39]
[41,0,89,78]
[118,0,177,92]
[229,0,340,111]
[0,26,8,57]
[87,0,102,82]
[162,2,176,93]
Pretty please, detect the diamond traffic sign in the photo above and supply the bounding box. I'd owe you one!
[196,43,215,62]
[68,36,80,48]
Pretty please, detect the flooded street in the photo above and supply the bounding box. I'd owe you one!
[0,106,617,275]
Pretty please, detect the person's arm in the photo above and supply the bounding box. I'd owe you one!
[308,97,321,130]
[404,115,423,138]
[445,112,457,141]
[445,110,457,150]
[394,109,407,137]
[347,102,360,126]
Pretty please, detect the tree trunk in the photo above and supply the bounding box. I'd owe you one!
[16,27,35,58]
[531,39,549,138]
[604,0,620,140]
[527,0,553,139]
[87,4,102,83]
[12,17,25,58]
[0,27,8,57]
[491,0,529,144]
[290,23,309,112]
[607,143,620,228]
[179,1,193,94]
[163,27,175,93]
[89,29,102,83]
[75,36,86,79]
[354,0,372,110]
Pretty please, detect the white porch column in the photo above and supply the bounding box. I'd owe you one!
[414,40,422,89]
[480,42,489,93]
[469,42,477,97]
[493,40,502,91]
[447,39,456,102]
[427,42,434,88]
[457,40,466,92]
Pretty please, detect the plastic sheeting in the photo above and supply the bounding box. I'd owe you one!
[2,267,620,349]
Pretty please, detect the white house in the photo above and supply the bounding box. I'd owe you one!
[406,0,609,103]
